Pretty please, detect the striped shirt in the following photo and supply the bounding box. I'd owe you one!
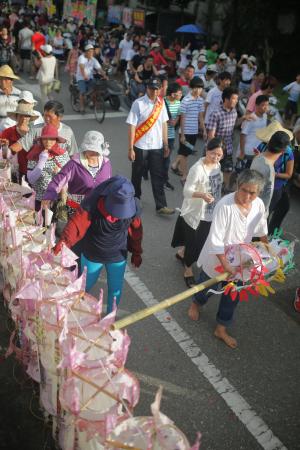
[180,93,204,135]
[0,87,21,131]
[207,105,237,155]
[165,98,181,139]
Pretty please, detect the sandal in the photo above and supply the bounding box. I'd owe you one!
[184,275,195,288]
[171,166,183,176]
[175,253,184,265]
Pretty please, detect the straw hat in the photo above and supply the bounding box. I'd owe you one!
[256,121,293,143]
[0,64,19,80]
[7,103,40,121]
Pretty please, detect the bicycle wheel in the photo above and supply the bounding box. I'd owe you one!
[70,90,80,113]
[94,92,106,123]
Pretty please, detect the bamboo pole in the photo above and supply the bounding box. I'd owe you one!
[113,272,229,330]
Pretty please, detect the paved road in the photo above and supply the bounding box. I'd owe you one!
[0,72,299,450]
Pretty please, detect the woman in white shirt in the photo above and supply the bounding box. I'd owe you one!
[237,55,257,96]
[36,44,58,105]
[189,169,268,348]
[171,137,223,287]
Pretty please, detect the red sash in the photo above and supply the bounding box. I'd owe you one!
[134,97,164,145]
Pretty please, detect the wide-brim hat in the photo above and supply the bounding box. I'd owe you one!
[7,103,39,121]
[206,64,217,72]
[0,64,19,79]
[38,124,66,143]
[104,178,137,219]
[82,175,138,219]
[79,130,110,156]
[40,44,53,54]
[256,121,293,143]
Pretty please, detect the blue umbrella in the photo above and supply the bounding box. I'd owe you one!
[176,24,206,34]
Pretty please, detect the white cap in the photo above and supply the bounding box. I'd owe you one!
[18,90,37,106]
[151,42,160,49]
[41,44,53,54]
[199,49,207,55]
[248,55,256,63]
[219,52,227,60]
[79,131,110,156]
[198,55,207,63]
[85,44,94,51]
[207,64,217,72]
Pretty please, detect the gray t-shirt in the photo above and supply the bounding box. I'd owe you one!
[18,122,78,156]
[250,155,275,214]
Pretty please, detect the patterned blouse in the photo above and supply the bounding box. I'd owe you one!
[27,152,70,201]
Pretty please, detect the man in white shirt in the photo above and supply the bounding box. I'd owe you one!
[118,33,133,72]
[189,169,268,349]
[76,44,107,114]
[8,100,78,156]
[126,77,174,215]
[204,71,231,126]
[18,20,34,74]
[239,94,269,166]
[194,55,207,77]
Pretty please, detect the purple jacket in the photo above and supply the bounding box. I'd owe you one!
[43,153,112,201]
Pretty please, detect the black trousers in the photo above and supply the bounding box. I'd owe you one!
[131,147,167,210]
[268,187,290,236]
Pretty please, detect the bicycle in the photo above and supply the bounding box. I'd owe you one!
[69,78,106,123]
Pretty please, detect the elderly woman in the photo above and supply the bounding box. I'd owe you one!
[41,131,112,214]
[171,137,223,287]
[188,169,268,349]
[54,176,143,314]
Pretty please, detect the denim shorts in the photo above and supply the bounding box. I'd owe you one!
[78,79,94,94]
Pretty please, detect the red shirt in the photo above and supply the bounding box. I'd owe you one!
[1,126,28,175]
[31,32,46,52]
[175,77,189,87]
[149,50,167,69]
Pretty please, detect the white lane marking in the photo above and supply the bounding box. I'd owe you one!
[125,268,287,450]
[63,112,127,121]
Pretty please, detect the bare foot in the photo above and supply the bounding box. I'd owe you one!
[214,325,237,349]
[188,302,200,321]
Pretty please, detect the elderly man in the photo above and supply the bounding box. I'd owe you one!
[127,77,174,215]
[188,169,268,349]
[0,64,21,131]
[76,44,107,114]
[7,100,78,156]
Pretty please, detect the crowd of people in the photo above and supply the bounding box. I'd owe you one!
[0,5,300,347]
